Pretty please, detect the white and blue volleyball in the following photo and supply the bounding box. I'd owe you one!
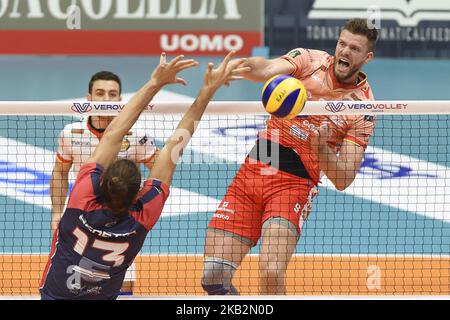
[261,75,307,119]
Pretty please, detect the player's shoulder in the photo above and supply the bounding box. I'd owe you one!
[285,48,329,59]
[284,48,331,68]
[306,48,331,59]
[283,48,331,77]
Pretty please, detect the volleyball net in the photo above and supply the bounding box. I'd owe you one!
[0,100,449,296]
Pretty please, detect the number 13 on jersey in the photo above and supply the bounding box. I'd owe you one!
[73,227,129,267]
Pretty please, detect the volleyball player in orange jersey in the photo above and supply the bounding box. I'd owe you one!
[202,19,379,295]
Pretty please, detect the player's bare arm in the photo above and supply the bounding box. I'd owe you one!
[235,57,294,83]
[87,54,199,169]
[151,51,250,186]
[49,158,72,232]
[313,122,365,190]
[141,148,160,170]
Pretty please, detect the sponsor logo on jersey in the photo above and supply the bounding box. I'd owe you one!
[154,186,162,194]
[120,138,130,152]
[79,215,136,238]
[290,125,309,141]
[288,49,302,58]
[139,136,149,145]
[212,213,230,220]
[216,201,234,214]
[71,139,91,147]
[105,221,118,228]
[364,115,375,122]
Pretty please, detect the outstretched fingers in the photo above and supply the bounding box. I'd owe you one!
[167,54,185,67]
[175,59,199,72]
[228,58,248,70]
[220,58,249,86]
[214,50,234,71]
[175,77,188,86]
[152,53,200,87]
[160,52,167,65]
[231,66,251,75]
[207,62,214,74]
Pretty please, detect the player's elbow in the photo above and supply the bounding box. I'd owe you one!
[332,169,359,191]
[333,178,354,191]
[334,183,348,191]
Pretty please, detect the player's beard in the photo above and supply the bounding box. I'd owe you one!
[333,60,363,84]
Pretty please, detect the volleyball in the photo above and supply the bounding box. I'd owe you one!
[261,75,307,119]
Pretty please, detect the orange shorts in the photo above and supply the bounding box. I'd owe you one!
[208,158,318,245]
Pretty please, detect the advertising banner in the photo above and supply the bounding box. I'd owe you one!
[268,0,450,58]
[0,0,264,56]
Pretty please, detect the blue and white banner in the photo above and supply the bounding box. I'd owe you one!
[268,0,450,58]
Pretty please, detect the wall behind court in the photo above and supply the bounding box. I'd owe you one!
[0,56,449,101]
[265,0,450,58]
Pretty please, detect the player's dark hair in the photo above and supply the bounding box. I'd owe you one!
[100,159,141,217]
[342,18,379,52]
[88,71,122,94]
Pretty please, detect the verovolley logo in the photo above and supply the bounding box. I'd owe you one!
[71,103,92,114]
[308,0,450,27]
[325,102,346,113]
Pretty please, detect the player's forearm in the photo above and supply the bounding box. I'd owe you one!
[241,57,294,83]
[175,87,214,136]
[241,57,276,82]
[50,173,69,225]
[105,81,161,144]
[317,144,358,190]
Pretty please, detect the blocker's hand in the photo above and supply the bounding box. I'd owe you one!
[203,51,251,91]
[150,53,199,88]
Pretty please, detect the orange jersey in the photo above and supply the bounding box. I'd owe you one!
[262,48,376,184]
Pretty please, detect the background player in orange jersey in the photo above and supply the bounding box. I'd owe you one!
[202,18,379,295]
